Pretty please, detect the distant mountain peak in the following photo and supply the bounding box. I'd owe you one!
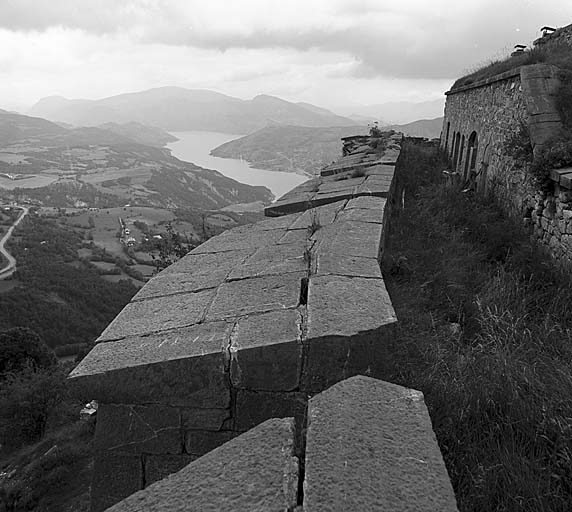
[29,87,355,133]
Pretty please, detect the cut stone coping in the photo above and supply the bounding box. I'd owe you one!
[265,172,394,217]
[549,167,572,188]
[104,417,298,512]
[446,67,522,95]
[303,376,459,512]
[69,189,396,404]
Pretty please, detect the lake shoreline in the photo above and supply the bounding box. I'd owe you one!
[166,131,308,199]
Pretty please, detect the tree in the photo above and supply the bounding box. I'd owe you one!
[0,327,56,376]
[0,367,67,447]
[151,222,194,273]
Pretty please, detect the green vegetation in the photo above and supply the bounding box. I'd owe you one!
[0,327,56,375]
[0,215,137,349]
[0,359,93,511]
[382,142,572,511]
[150,222,194,272]
[0,326,92,511]
[490,45,572,186]
[453,43,572,89]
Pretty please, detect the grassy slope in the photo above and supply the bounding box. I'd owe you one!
[382,141,572,511]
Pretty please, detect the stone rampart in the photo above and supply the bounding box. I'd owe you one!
[69,134,457,511]
[104,377,457,512]
[441,53,572,265]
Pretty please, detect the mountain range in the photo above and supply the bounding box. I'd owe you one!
[337,99,445,125]
[29,88,354,134]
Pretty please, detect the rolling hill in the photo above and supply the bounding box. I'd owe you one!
[210,119,443,176]
[0,110,273,209]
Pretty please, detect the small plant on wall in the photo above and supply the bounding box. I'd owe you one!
[531,134,572,186]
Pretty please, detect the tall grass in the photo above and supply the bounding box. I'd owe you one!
[382,142,572,511]
[454,43,572,89]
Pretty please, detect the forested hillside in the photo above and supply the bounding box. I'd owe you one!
[0,215,137,348]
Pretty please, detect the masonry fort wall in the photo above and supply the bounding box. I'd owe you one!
[441,56,572,265]
[69,134,457,511]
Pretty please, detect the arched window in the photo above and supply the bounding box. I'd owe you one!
[452,132,461,167]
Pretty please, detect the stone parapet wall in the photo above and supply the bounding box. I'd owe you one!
[69,135,457,511]
[442,62,572,266]
[106,377,458,512]
[534,23,572,49]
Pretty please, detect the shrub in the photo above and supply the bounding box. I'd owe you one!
[0,367,68,448]
[0,327,56,376]
[531,134,572,186]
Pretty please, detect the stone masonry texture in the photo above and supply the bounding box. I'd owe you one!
[441,31,572,267]
[303,376,458,511]
[104,418,298,512]
[68,134,456,510]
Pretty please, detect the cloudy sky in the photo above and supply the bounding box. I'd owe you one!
[1,0,571,113]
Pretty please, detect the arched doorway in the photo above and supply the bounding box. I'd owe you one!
[444,122,450,154]
[464,131,478,179]
[452,132,461,168]
[478,143,491,194]
[458,135,465,172]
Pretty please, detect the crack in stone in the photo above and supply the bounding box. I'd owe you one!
[106,405,180,452]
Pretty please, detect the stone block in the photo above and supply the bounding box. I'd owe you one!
[559,172,572,189]
[144,454,197,486]
[317,177,364,193]
[356,176,392,196]
[346,195,386,210]
[205,272,306,320]
[95,404,182,454]
[132,269,228,301]
[105,418,298,512]
[245,241,307,263]
[190,227,282,253]
[251,214,299,231]
[288,201,346,230]
[264,194,314,217]
[277,228,311,245]
[181,407,230,431]
[184,430,236,456]
[68,322,231,407]
[161,249,252,276]
[364,163,395,177]
[315,253,382,279]
[303,376,458,512]
[303,275,397,392]
[226,256,306,280]
[313,221,384,260]
[97,288,216,342]
[229,309,302,391]
[233,390,307,432]
[91,452,143,512]
[335,206,385,224]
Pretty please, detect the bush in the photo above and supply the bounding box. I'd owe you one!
[0,327,56,376]
[0,367,68,448]
[531,134,572,186]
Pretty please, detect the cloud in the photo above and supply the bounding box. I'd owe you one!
[3,0,571,81]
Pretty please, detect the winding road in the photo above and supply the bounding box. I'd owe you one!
[0,206,29,279]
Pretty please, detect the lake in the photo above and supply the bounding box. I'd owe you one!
[167,131,308,199]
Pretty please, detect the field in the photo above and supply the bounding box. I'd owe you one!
[34,205,252,284]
